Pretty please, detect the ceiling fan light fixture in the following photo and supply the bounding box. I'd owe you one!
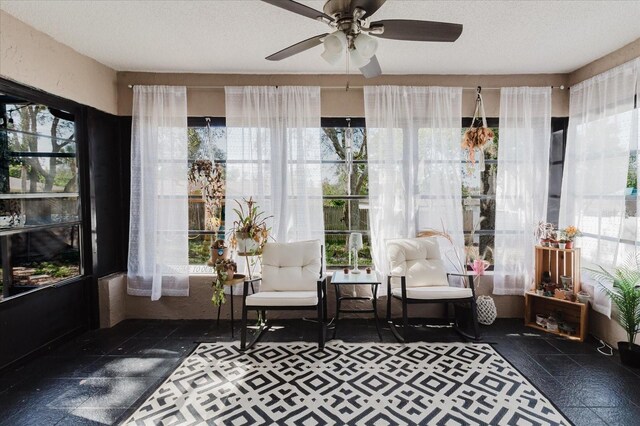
[321,47,343,65]
[321,30,347,65]
[323,31,347,54]
[349,48,369,68]
[354,33,378,59]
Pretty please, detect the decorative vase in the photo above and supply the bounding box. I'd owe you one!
[476,295,497,325]
[565,241,573,249]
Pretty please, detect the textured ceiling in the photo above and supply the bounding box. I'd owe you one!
[1,0,639,75]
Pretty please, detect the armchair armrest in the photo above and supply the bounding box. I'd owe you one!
[387,275,407,298]
[446,273,476,296]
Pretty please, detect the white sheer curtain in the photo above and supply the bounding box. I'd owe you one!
[128,86,189,300]
[225,86,324,245]
[493,87,552,295]
[365,86,464,280]
[560,58,639,316]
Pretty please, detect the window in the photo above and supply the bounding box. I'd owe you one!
[187,118,226,273]
[0,98,82,300]
[183,116,568,272]
[461,118,499,266]
[321,119,371,268]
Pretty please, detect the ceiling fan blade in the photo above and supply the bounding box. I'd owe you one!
[261,0,333,22]
[266,33,329,61]
[359,55,382,78]
[351,0,387,17]
[372,19,463,42]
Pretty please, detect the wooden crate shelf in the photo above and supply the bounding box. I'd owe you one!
[534,246,581,293]
[524,292,588,341]
[525,246,588,342]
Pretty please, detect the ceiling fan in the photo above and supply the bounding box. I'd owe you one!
[261,0,463,78]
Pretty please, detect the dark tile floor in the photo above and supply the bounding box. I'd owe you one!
[0,318,638,425]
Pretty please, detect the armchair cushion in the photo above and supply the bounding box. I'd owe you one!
[391,286,472,300]
[386,238,449,288]
[245,291,318,307]
[261,240,321,292]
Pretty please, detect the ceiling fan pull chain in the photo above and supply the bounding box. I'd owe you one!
[345,45,350,91]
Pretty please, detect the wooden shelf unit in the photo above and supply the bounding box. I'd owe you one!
[534,246,581,294]
[525,246,588,342]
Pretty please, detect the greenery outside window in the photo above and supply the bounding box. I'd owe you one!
[321,119,371,268]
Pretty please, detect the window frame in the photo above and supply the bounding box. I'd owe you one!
[320,118,371,268]
[0,81,91,302]
[187,117,226,271]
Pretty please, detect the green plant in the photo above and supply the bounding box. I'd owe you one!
[211,259,236,306]
[33,261,76,278]
[587,254,640,346]
[230,197,271,252]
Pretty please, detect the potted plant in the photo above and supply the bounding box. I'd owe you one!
[561,226,581,249]
[230,197,271,255]
[534,221,555,247]
[587,255,640,368]
[212,258,237,306]
[558,239,567,250]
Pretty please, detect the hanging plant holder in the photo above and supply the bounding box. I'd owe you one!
[462,87,494,172]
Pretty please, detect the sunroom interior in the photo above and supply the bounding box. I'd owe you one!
[0,1,639,425]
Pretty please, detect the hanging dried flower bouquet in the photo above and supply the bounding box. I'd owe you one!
[188,159,225,230]
[462,88,494,169]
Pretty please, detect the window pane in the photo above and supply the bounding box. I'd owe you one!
[9,224,81,296]
[462,126,498,264]
[5,104,75,139]
[321,124,370,269]
[324,200,348,231]
[189,127,226,161]
[189,234,212,266]
[322,163,348,196]
[187,123,226,266]
[325,233,372,267]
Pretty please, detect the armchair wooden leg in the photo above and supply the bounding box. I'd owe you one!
[402,297,409,338]
[240,305,248,351]
[452,299,482,341]
[322,290,328,322]
[386,293,391,322]
[470,298,481,340]
[318,301,325,350]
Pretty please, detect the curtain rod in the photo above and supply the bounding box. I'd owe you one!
[127,84,567,90]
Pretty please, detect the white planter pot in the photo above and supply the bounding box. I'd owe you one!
[237,236,260,254]
[476,295,497,325]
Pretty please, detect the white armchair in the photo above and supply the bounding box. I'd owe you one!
[385,237,480,342]
[240,240,327,350]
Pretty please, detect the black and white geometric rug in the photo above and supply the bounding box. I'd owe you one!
[124,341,570,425]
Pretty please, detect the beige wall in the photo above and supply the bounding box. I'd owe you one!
[569,37,640,86]
[0,10,118,114]
[117,72,570,117]
[100,273,522,326]
[590,310,628,349]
